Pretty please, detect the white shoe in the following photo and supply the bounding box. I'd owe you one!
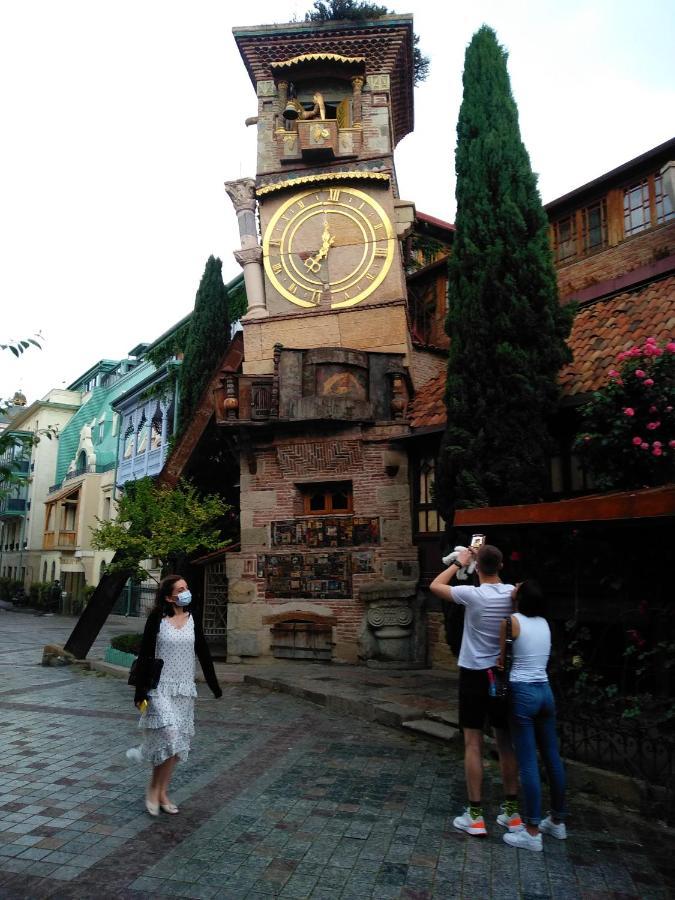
[452,808,487,836]
[503,829,542,852]
[539,816,567,839]
[125,747,143,764]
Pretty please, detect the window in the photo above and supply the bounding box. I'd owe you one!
[552,215,577,263]
[416,456,445,534]
[624,179,651,235]
[136,415,148,455]
[581,199,607,253]
[123,420,134,459]
[655,172,674,225]
[150,408,163,451]
[301,482,353,516]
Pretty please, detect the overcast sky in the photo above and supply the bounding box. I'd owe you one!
[1,0,674,405]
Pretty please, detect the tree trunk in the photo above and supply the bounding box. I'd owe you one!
[63,559,133,659]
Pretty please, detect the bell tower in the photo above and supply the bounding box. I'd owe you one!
[230,16,416,373]
[219,16,422,667]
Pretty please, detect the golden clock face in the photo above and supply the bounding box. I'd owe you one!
[262,186,395,309]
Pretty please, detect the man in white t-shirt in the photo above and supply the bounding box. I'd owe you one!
[430,544,521,837]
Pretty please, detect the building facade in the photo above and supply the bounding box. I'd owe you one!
[0,391,81,586]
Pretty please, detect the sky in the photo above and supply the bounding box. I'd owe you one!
[1,0,674,405]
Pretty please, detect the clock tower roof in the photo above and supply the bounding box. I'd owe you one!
[233,15,414,147]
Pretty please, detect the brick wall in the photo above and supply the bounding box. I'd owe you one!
[410,348,446,390]
[228,425,418,663]
[427,611,457,671]
[557,222,675,300]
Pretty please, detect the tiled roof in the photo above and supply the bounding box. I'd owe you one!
[408,273,675,429]
[560,274,675,397]
[408,371,446,430]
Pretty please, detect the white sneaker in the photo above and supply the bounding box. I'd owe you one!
[539,816,567,839]
[503,829,542,852]
[496,803,524,832]
[453,808,487,836]
[125,746,143,764]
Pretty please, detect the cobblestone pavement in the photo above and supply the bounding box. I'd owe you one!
[0,610,672,899]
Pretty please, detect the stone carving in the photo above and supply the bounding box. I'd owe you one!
[234,246,263,267]
[224,178,257,213]
[360,581,426,669]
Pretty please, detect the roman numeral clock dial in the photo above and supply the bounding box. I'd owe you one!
[262,186,395,309]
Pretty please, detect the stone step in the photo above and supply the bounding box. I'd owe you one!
[423,708,459,728]
[401,719,460,742]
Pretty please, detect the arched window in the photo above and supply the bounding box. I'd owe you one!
[76,450,87,473]
[50,561,56,581]
[99,560,106,581]
[123,419,134,460]
[136,414,148,454]
[150,406,163,451]
[42,561,47,582]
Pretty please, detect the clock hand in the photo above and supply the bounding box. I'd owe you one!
[304,228,335,273]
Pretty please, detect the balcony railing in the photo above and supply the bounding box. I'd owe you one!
[43,530,77,550]
[49,461,116,493]
[0,498,27,513]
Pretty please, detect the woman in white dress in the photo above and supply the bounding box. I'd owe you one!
[132,574,221,816]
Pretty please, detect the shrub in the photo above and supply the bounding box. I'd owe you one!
[575,337,675,490]
[110,633,143,655]
[29,581,52,609]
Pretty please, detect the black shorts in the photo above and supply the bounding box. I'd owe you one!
[458,667,509,731]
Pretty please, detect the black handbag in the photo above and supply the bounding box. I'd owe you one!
[128,656,164,690]
[494,616,513,699]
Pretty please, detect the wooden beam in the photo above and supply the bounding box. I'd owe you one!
[453,485,675,527]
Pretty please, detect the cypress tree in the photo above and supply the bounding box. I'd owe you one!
[178,256,231,433]
[436,26,574,521]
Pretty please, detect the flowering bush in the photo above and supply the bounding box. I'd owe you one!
[574,337,675,490]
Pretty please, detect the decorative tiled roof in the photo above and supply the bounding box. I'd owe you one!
[256,170,390,197]
[408,370,446,430]
[408,272,675,430]
[559,273,675,397]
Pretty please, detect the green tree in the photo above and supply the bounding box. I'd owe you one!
[90,477,229,581]
[304,0,429,84]
[177,256,231,433]
[436,26,573,520]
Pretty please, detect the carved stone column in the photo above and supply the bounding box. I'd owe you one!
[224,178,268,319]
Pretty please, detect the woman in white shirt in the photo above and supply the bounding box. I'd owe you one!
[499,580,567,852]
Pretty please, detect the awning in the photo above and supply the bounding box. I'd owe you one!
[453,484,675,527]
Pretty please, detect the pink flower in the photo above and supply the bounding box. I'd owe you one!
[653,447,663,457]
[623,408,635,416]
[608,369,620,378]
[640,442,649,450]
[644,379,654,386]
[649,405,658,413]
[617,351,628,361]
[653,348,664,356]
[634,369,646,378]
[666,342,675,353]
[630,347,642,357]
[669,440,675,449]
[652,441,662,448]
[646,421,660,430]
[645,336,657,344]
[632,436,643,445]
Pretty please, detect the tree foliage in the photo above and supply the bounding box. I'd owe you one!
[90,477,229,581]
[304,0,429,84]
[574,338,675,490]
[177,256,231,433]
[436,26,574,521]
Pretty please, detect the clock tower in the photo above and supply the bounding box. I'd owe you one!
[219,16,423,667]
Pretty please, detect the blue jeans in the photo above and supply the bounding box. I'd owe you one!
[509,681,566,826]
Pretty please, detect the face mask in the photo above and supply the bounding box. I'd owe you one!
[175,589,192,607]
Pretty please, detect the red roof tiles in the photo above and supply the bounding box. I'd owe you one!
[408,273,675,430]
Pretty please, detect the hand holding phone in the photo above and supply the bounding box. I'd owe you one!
[470,534,486,549]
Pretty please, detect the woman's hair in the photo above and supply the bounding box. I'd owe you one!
[516,579,547,618]
[151,574,184,618]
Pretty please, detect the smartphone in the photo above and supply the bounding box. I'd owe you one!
[470,534,486,549]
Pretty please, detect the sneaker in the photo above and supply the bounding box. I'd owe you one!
[496,804,523,832]
[453,808,487,837]
[539,816,567,839]
[503,829,542,852]
[125,747,143,764]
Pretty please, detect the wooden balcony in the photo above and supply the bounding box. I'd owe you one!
[43,530,77,550]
